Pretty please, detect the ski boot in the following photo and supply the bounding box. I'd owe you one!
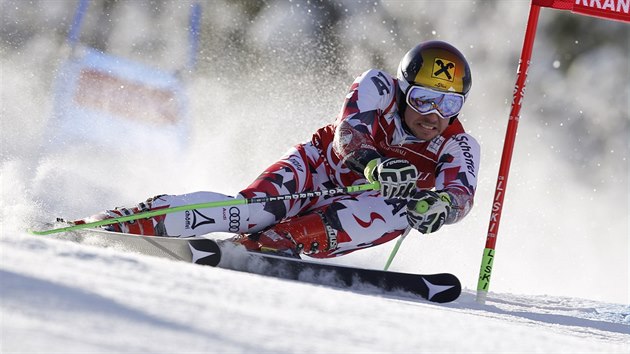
[233,212,336,258]
[70,196,167,236]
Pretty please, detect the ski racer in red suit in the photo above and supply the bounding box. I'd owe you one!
[74,41,480,258]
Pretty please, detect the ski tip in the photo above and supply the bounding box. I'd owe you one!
[420,273,462,303]
[188,239,222,267]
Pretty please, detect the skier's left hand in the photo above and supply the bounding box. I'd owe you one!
[407,190,452,234]
[364,158,418,199]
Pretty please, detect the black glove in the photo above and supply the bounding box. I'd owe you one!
[407,190,452,234]
[364,158,418,199]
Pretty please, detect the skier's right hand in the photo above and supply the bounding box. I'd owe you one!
[364,158,418,199]
[407,190,452,234]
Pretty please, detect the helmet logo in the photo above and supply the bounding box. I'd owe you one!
[432,58,455,82]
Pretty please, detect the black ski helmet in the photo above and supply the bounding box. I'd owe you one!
[396,41,472,120]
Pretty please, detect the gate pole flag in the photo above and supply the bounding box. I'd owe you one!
[476,0,629,304]
[535,0,630,23]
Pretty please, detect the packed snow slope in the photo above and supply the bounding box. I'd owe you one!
[1,0,629,352]
[1,230,628,353]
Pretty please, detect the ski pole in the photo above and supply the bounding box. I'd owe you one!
[383,199,428,270]
[29,182,381,236]
[383,228,410,271]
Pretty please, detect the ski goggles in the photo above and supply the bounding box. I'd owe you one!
[405,86,465,119]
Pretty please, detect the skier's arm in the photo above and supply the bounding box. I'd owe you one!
[333,69,393,174]
[435,133,480,224]
[334,116,381,173]
[334,117,418,199]
[406,133,480,234]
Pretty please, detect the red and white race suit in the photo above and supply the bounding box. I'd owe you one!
[91,69,480,258]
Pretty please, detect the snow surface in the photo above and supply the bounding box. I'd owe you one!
[1,0,629,352]
[2,231,629,353]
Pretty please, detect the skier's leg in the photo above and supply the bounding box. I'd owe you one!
[235,211,335,256]
[236,192,409,258]
[72,144,322,237]
[237,143,324,232]
[72,192,251,237]
[313,193,409,257]
[314,192,409,258]
[239,192,408,257]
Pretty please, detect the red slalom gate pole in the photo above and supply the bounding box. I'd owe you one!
[476,0,629,305]
[475,3,542,304]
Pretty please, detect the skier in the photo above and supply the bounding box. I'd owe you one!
[74,40,480,258]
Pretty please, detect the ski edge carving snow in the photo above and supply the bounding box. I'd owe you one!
[42,227,461,303]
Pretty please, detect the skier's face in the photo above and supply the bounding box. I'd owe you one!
[404,108,449,141]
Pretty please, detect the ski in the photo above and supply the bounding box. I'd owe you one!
[212,245,462,303]
[42,227,461,303]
